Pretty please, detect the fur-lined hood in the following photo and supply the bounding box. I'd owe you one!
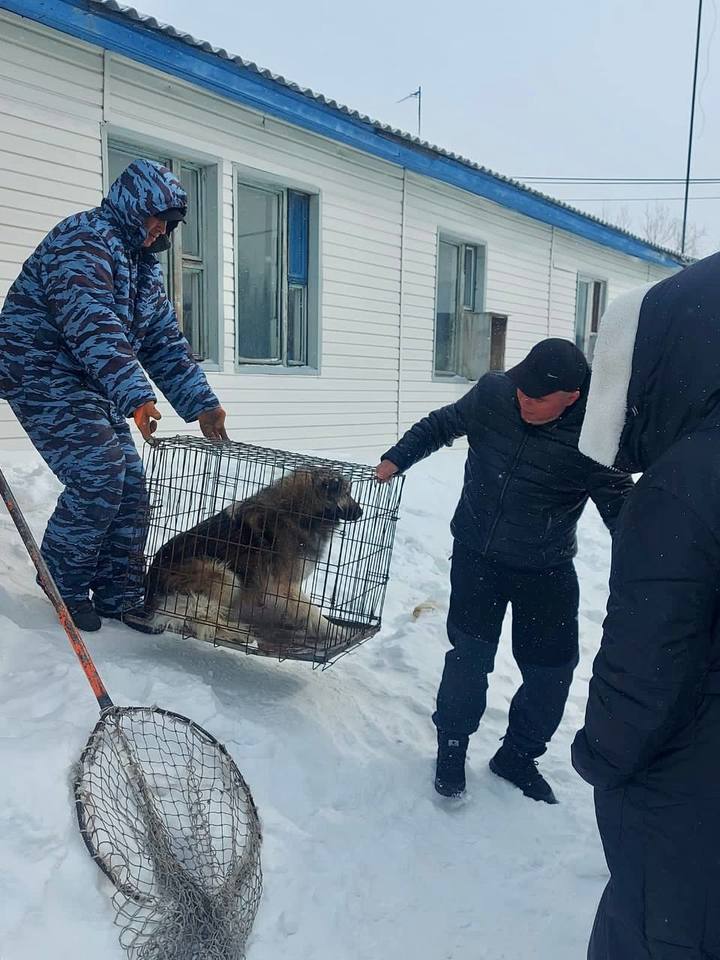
[580,251,720,474]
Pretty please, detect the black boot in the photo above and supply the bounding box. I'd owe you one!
[67,599,102,632]
[35,575,101,632]
[434,731,469,798]
[95,604,164,635]
[489,741,558,804]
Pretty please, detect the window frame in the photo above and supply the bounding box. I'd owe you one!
[176,162,209,362]
[105,135,221,369]
[234,169,320,375]
[433,232,488,381]
[575,275,608,361]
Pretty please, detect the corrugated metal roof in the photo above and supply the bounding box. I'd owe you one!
[86,0,686,265]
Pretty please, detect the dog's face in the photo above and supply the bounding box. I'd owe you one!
[312,470,363,523]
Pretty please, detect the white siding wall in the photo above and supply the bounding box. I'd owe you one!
[0,9,677,459]
[0,13,104,445]
[548,230,668,343]
[105,52,404,458]
[398,177,674,432]
[400,174,554,430]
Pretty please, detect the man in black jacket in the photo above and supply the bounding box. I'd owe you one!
[376,339,632,803]
[572,253,720,959]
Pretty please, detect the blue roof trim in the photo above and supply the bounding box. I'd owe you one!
[2,0,684,268]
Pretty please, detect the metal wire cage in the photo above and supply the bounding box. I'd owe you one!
[132,437,403,667]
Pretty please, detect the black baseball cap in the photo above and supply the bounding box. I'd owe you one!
[157,207,186,222]
[508,338,588,399]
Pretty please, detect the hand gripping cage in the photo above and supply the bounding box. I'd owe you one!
[133,437,404,667]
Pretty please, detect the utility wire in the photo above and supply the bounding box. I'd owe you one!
[565,196,720,202]
[516,177,720,184]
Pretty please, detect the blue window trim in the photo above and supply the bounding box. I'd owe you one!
[2,0,684,269]
[287,191,309,286]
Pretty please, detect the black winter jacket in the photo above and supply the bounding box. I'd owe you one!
[382,372,632,570]
[573,251,720,791]
[569,251,720,960]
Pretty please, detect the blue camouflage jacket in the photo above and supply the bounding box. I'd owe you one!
[0,159,219,421]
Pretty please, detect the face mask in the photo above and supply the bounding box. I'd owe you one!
[146,218,181,254]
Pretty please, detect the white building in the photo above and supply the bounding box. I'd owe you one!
[0,0,684,457]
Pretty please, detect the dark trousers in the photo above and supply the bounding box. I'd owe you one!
[588,694,720,959]
[432,540,579,757]
[9,395,148,610]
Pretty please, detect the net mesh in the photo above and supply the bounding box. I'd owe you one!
[74,706,263,959]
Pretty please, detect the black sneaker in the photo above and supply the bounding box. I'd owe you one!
[96,605,164,635]
[489,742,558,804]
[434,731,469,798]
[67,599,102,632]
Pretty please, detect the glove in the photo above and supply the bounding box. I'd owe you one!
[132,401,162,441]
[198,406,229,441]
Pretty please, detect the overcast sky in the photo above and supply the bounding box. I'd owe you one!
[136,0,719,257]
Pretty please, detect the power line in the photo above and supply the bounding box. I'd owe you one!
[565,196,720,202]
[516,177,720,184]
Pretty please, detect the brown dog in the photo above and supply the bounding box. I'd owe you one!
[145,468,363,650]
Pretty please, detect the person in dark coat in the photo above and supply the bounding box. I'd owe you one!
[0,159,227,634]
[376,339,633,803]
[572,252,720,959]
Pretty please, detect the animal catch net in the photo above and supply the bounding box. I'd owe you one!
[74,706,263,960]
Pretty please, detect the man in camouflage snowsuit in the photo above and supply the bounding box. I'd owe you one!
[0,159,227,633]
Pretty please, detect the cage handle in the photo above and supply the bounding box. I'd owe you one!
[0,468,113,711]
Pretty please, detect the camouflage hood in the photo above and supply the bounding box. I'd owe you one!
[101,158,187,252]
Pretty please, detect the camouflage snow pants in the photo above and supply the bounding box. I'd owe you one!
[8,395,148,610]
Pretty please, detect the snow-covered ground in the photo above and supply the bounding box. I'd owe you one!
[0,447,611,960]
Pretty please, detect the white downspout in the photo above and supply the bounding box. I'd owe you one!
[100,50,111,192]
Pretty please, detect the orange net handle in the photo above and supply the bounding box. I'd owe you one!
[0,468,113,711]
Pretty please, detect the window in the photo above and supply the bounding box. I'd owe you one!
[107,141,218,363]
[434,238,486,377]
[236,180,314,367]
[575,277,607,363]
